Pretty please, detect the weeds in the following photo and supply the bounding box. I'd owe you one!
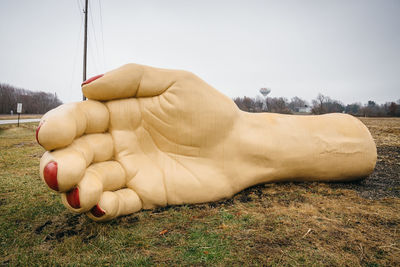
[0,120,399,266]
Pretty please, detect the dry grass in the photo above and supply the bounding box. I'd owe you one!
[0,118,399,266]
[0,114,42,120]
[360,117,400,146]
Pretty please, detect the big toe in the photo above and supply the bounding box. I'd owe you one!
[40,149,87,192]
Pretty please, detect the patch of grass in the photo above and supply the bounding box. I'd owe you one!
[0,120,400,265]
[0,114,42,120]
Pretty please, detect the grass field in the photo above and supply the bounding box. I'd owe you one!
[0,114,42,120]
[0,118,399,266]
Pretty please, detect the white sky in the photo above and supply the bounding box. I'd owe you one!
[0,0,399,105]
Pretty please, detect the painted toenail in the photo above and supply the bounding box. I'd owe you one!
[81,74,104,86]
[91,204,105,217]
[35,122,43,145]
[66,187,80,209]
[43,161,58,191]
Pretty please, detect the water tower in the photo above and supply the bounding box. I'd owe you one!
[259,88,271,111]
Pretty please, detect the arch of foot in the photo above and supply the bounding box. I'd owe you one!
[36,63,377,222]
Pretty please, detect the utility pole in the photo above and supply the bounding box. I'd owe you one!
[82,0,89,100]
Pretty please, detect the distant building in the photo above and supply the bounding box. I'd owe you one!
[297,106,312,113]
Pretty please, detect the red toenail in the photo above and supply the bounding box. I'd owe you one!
[36,122,43,145]
[66,187,80,209]
[91,204,105,217]
[43,161,58,191]
[81,74,104,86]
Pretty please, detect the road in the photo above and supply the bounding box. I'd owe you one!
[0,119,41,125]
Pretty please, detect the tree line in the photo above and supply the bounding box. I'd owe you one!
[234,93,400,117]
[1,81,399,117]
[0,83,62,114]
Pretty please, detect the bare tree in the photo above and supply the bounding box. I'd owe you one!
[345,103,362,115]
[288,96,309,112]
[311,94,344,114]
[234,93,399,117]
[0,83,62,114]
[267,97,292,114]
[388,102,399,116]
[311,94,328,114]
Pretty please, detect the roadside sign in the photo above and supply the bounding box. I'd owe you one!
[17,103,22,127]
[17,103,22,114]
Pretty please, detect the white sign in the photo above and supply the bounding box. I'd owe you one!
[17,103,22,113]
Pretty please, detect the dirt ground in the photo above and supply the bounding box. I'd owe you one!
[0,117,399,266]
[329,118,400,199]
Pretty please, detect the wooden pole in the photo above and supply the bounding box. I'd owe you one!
[83,0,88,100]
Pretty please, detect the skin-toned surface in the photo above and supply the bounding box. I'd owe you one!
[37,64,377,221]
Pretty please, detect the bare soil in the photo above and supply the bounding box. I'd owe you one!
[1,118,399,266]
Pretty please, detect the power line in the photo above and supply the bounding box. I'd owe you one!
[88,32,99,74]
[82,0,88,100]
[98,0,106,70]
[69,1,85,94]
[89,3,101,72]
[76,0,84,18]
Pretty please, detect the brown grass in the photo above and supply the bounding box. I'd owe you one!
[0,118,399,266]
[360,117,400,146]
[0,114,42,120]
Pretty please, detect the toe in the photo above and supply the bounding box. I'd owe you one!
[61,171,103,212]
[60,161,126,213]
[87,189,142,221]
[36,100,109,151]
[87,191,119,221]
[43,161,58,191]
[66,187,80,209]
[39,133,114,193]
[40,149,86,192]
[90,204,106,217]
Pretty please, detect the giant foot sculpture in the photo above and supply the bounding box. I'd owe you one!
[36,64,377,221]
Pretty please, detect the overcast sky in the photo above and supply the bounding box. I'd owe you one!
[0,0,399,105]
